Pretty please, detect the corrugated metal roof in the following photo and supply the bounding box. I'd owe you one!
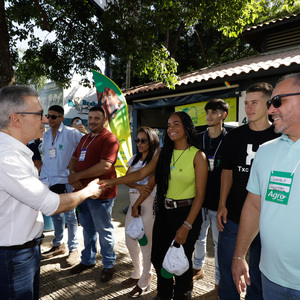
[124,47,300,96]
[243,12,300,33]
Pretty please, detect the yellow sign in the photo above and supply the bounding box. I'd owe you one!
[175,98,237,126]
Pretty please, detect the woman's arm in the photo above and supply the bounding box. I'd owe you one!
[174,150,208,244]
[131,174,155,217]
[100,151,160,187]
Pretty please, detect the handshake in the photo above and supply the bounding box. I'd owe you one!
[85,179,113,199]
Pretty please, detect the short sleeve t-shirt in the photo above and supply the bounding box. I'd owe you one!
[198,128,227,211]
[73,128,119,199]
[221,124,280,223]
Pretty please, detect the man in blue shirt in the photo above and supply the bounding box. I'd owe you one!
[232,73,300,300]
[40,105,83,266]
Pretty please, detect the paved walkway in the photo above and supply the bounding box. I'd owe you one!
[39,185,232,299]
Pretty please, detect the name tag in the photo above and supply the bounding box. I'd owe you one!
[49,147,56,159]
[265,171,293,205]
[208,155,214,171]
[79,148,87,161]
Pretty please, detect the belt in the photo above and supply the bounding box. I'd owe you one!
[0,237,43,250]
[164,198,193,209]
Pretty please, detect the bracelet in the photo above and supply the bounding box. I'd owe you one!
[182,223,191,230]
[183,221,192,230]
[232,256,245,260]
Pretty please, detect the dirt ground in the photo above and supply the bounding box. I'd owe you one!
[39,185,242,300]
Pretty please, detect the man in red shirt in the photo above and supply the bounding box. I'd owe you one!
[68,106,119,282]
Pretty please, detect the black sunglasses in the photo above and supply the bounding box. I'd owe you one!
[46,114,62,120]
[16,111,44,120]
[135,138,148,144]
[266,93,300,109]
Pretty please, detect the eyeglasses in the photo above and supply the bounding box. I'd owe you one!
[135,138,148,144]
[266,93,300,109]
[46,114,62,120]
[16,111,44,120]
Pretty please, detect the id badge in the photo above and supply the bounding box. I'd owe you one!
[208,155,214,171]
[79,148,87,161]
[265,170,294,205]
[49,147,56,159]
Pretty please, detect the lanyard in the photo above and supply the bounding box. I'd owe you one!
[202,130,223,158]
[81,133,98,150]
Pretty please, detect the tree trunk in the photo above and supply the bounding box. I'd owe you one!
[0,0,15,87]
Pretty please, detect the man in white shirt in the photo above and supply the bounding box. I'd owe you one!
[40,105,83,265]
[0,85,101,300]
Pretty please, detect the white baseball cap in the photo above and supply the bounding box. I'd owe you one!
[161,240,189,278]
[126,216,148,246]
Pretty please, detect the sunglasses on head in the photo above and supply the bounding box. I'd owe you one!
[46,114,62,120]
[135,138,148,144]
[266,92,300,109]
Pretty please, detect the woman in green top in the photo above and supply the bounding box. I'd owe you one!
[100,112,207,300]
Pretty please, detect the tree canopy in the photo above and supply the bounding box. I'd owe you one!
[1,0,300,89]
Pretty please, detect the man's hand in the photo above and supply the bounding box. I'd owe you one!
[86,178,103,199]
[74,123,88,134]
[217,205,227,231]
[68,172,81,185]
[232,257,251,294]
[71,181,83,190]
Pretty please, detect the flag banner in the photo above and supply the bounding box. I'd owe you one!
[91,69,132,177]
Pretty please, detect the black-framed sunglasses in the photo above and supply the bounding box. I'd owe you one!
[266,93,300,109]
[46,114,62,120]
[16,111,44,120]
[135,138,148,144]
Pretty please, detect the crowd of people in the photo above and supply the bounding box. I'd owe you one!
[1,73,300,300]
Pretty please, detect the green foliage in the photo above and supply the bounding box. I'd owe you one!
[6,0,103,88]
[2,0,300,89]
[138,46,178,89]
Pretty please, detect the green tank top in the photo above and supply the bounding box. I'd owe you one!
[165,146,199,200]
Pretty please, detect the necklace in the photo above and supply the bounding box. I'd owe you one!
[171,146,189,170]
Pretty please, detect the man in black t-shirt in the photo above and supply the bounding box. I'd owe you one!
[192,99,229,299]
[216,83,281,300]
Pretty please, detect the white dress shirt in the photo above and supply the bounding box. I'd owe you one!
[0,132,60,246]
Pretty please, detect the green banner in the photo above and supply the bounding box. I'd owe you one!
[91,69,132,177]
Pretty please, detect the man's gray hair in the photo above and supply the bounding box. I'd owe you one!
[0,85,39,129]
[278,73,300,87]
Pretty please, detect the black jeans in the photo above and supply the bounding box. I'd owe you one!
[151,205,202,300]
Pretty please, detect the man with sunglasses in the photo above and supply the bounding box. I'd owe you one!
[232,73,300,299]
[0,85,102,299]
[216,82,281,300]
[40,105,83,265]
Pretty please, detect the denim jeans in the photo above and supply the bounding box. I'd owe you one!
[0,244,41,299]
[78,197,116,268]
[51,209,79,251]
[50,184,78,251]
[193,208,220,284]
[218,219,263,300]
[262,273,300,300]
